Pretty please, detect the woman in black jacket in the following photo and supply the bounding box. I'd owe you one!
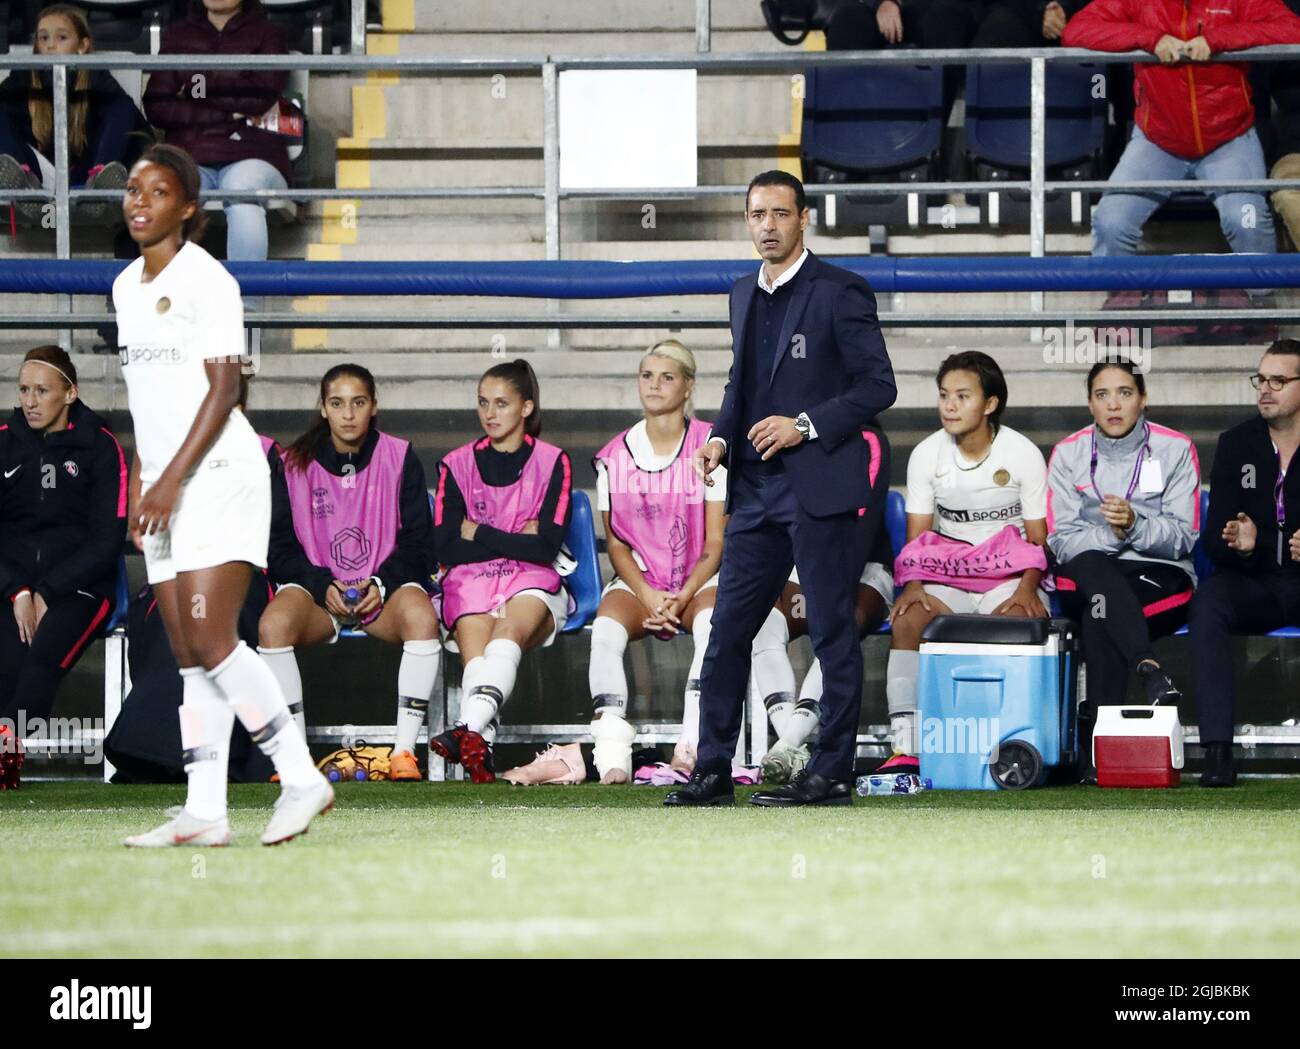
[0,4,152,223]
[0,345,128,725]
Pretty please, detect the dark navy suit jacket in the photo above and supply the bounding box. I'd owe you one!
[711,251,897,517]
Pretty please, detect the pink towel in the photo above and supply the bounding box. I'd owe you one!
[894,524,1046,593]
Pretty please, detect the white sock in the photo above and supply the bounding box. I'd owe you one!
[781,657,822,747]
[455,655,486,727]
[179,666,233,821]
[751,606,795,737]
[211,641,318,789]
[257,645,305,740]
[886,648,920,756]
[589,616,630,718]
[590,712,636,780]
[395,638,440,755]
[460,638,521,733]
[680,606,713,748]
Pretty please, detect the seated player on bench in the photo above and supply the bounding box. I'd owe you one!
[886,352,1050,772]
[257,364,440,782]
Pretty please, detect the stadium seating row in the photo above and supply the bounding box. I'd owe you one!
[1,0,369,56]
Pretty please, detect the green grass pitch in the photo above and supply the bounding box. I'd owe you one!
[4,779,1299,958]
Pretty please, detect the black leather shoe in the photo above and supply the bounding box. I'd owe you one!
[749,770,852,807]
[1200,743,1238,788]
[663,766,734,807]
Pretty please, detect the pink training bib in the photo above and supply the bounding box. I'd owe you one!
[894,524,1047,593]
[595,417,712,593]
[437,435,568,627]
[282,431,408,623]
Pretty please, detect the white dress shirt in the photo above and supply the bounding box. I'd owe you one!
[708,248,818,452]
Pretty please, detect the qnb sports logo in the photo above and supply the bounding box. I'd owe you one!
[937,502,1023,524]
[119,345,183,366]
[49,980,151,1030]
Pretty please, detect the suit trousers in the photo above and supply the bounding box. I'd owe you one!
[697,461,865,780]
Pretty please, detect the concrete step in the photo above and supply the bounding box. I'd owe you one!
[405,0,765,34]
[339,73,790,148]
[0,337,1267,416]
[393,29,778,55]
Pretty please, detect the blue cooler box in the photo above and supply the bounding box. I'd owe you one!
[916,615,1078,790]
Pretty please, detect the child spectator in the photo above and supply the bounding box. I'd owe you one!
[0,4,152,224]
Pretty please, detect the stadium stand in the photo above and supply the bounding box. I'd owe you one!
[12,0,178,54]
[800,62,945,232]
[261,0,358,55]
[964,61,1106,228]
[2,0,1298,776]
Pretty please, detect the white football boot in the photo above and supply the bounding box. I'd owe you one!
[261,774,335,845]
[125,806,232,848]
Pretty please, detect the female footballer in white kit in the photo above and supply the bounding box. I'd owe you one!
[116,144,331,847]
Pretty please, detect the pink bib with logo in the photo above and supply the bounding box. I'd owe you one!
[595,417,712,593]
[282,431,408,623]
[437,435,568,627]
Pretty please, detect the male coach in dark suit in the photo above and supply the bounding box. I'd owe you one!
[664,170,897,808]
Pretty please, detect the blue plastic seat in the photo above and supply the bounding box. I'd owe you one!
[1180,489,1300,638]
[103,555,130,634]
[884,489,907,561]
[965,62,1106,228]
[560,490,601,634]
[801,63,944,230]
[803,64,945,173]
[965,62,1106,171]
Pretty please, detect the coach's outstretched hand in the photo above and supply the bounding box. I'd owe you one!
[693,439,725,487]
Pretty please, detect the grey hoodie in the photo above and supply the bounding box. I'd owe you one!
[1046,416,1201,584]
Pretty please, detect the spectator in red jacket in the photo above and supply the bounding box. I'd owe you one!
[144,0,291,263]
[1064,0,1300,277]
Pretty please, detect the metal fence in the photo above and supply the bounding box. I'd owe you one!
[5,39,1300,330]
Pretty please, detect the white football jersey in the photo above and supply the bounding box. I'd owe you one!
[113,241,266,484]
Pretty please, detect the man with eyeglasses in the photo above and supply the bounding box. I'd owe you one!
[1187,339,1300,786]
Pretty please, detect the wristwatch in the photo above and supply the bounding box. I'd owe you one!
[794,413,812,441]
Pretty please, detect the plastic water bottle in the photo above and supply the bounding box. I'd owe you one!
[854,773,932,797]
[341,586,361,628]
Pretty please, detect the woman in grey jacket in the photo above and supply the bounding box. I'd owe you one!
[1047,357,1201,780]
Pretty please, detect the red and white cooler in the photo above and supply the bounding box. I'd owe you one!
[1093,706,1184,788]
